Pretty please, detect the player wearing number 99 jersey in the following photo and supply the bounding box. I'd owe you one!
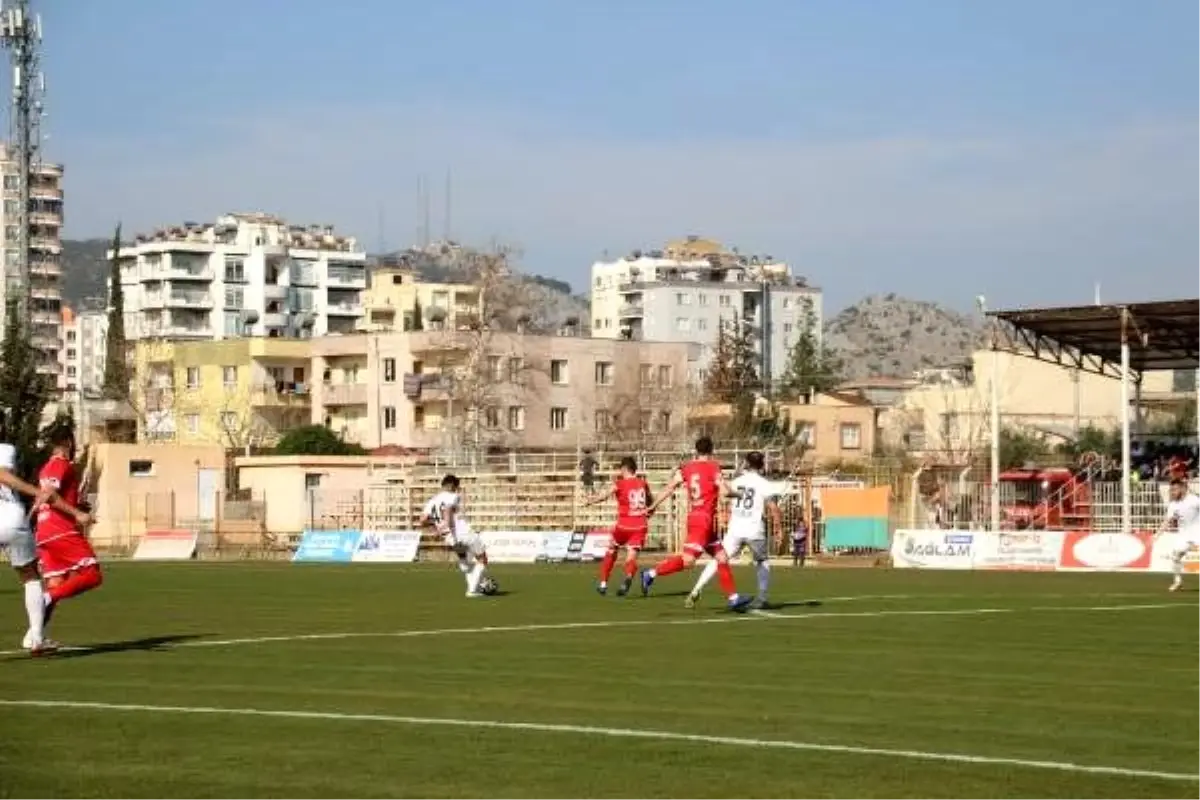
[640,436,752,612]
[585,456,652,596]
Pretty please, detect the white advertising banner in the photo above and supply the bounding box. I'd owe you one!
[579,531,611,561]
[351,530,421,563]
[974,530,1063,571]
[478,531,544,563]
[891,530,976,570]
[132,530,198,561]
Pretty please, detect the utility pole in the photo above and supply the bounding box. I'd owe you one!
[1,0,43,330]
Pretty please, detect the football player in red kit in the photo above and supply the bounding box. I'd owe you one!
[642,436,751,611]
[585,456,653,596]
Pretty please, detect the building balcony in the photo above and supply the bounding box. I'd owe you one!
[251,381,311,407]
[402,372,453,400]
[30,259,60,277]
[327,268,367,288]
[263,284,288,302]
[326,303,361,317]
[166,291,214,309]
[30,236,61,253]
[31,333,58,350]
[321,382,367,406]
[263,312,289,328]
[618,303,644,318]
[29,211,61,226]
[160,324,212,338]
[32,310,59,326]
[30,185,62,201]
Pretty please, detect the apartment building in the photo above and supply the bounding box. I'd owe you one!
[312,331,697,450]
[0,144,65,380]
[358,264,481,333]
[590,236,821,385]
[132,338,311,448]
[111,212,366,342]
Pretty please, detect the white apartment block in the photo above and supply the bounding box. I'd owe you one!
[110,212,367,342]
[0,144,65,380]
[58,306,107,396]
[590,236,822,385]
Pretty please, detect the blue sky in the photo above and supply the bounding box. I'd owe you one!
[39,0,1199,311]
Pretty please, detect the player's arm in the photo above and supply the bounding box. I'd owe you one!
[0,468,91,526]
[646,470,682,514]
[583,482,615,507]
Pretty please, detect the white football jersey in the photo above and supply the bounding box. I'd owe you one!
[727,472,778,538]
[0,443,18,506]
[423,490,461,533]
[1166,494,1200,533]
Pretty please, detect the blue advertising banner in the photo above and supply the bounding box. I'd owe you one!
[293,529,362,563]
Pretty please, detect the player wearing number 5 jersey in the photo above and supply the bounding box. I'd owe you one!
[641,436,751,612]
[689,451,781,609]
[584,456,652,596]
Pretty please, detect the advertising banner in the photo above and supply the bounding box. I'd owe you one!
[890,530,976,570]
[293,529,361,563]
[540,531,574,562]
[351,530,421,563]
[975,530,1063,571]
[1058,531,1154,572]
[132,530,198,561]
[477,531,544,563]
[579,531,612,561]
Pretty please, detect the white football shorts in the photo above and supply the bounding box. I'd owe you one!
[0,500,36,568]
[721,530,769,563]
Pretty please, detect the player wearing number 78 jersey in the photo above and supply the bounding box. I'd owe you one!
[584,456,652,596]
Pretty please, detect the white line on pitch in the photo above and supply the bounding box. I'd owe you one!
[0,698,1193,783]
[0,601,1186,657]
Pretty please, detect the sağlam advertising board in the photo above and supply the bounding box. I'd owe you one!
[975,530,1063,571]
[891,530,976,569]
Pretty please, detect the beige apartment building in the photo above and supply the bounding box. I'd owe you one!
[357,264,481,333]
[312,331,697,450]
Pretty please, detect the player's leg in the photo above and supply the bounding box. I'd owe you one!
[642,516,708,595]
[618,530,645,596]
[464,532,488,596]
[712,546,751,611]
[688,533,739,606]
[749,538,771,607]
[1168,535,1195,591]
[598,529,625,594]
[2,518,55,654]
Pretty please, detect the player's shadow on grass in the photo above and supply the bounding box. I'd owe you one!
[762,600,824,610]
[47,633,211,660]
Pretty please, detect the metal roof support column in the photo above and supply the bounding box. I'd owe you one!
[1119,308,1132,535]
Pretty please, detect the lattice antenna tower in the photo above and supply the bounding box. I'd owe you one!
[0,0,43,329]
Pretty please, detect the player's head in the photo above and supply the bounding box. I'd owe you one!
[694,435,714,457]
[441,474,461,492]
[618,456,637,476]
[45,419,75,459]
[1170,478,1187,500]
[744,451,765,473]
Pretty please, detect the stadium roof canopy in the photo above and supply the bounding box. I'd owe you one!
[986,299,1199,380]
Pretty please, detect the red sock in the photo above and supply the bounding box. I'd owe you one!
[599,551,617,583]
[48,565,103,603]
[654,555,685,577]
[716,562,736,596]
[623,556,639,578]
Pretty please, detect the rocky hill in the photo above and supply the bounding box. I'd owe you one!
[823,293,985,379]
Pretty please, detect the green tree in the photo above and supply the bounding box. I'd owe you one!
[779,300,842,398]
[702,314,759,403]
[274,424,367,456]
[1148,398,1197,438]
[411,298,424,332]
[0,298,52,482]
[998,427,1050,469]
[102,223,130,400]
[1055,424,1119,460]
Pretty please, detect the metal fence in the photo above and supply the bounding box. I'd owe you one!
[89,491,268,555]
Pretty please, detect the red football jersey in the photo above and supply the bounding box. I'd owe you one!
[614,476,651,525]
[36,454,79,543]
[680,459,722,517]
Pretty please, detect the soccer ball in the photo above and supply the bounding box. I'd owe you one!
[477,576,499,596]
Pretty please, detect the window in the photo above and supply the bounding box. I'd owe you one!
[698,293,709,307]
[508,357,524,383]
[224,287,244,309]
[675,317,690,332]
[783,323,793,334]
[66,348,76,359]
[185,366,200,389]
[675,292,692,306]
[639,410,652,433]
[484,406,500,429]
[840,423,862,450]
[186,414,200,434]
[66,331,76,342]
[66,366,76,377]
[1173,369,1197,392]
[222,365,238,389]
[304,473,323,491]
[550,407,569,430]
[128,459,155,477]
[719,294,731,307]
[508,405,525,431]
[657,365,673,389]
[594,409,612,431]
[639,364,653,386]
[488,356,503,381]
[783,297,794,309]
[696,318,708,331]
[658,410,672,432]
[414,405,425,428]
[383,406,397,429]
[383,357,396,382]
[594,318,602,329]
[550,359,569,385]
[797,421,816,447]
[594,361,614,386]
[224,257,246,283]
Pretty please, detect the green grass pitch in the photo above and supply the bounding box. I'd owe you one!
[0,562,1195,798]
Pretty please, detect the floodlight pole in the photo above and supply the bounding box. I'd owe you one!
[1119,308,1132,535]
[978,296,1001,533]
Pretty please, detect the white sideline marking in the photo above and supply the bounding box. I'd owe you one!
[0,601,1186,657]
[0,698,1194,783]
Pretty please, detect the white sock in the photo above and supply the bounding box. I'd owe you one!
[1172,554,1185,577]
[755,560,770,600]
[467,562,486,593]
[24,580,45,644]
[690,560,719,597]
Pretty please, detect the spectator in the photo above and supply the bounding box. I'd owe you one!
[579,450,598,492]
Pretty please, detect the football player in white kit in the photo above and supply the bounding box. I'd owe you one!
[0,410,92,654]
[686,451,782,610]
[419,474,491,597]
[1157,478,1200,592]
